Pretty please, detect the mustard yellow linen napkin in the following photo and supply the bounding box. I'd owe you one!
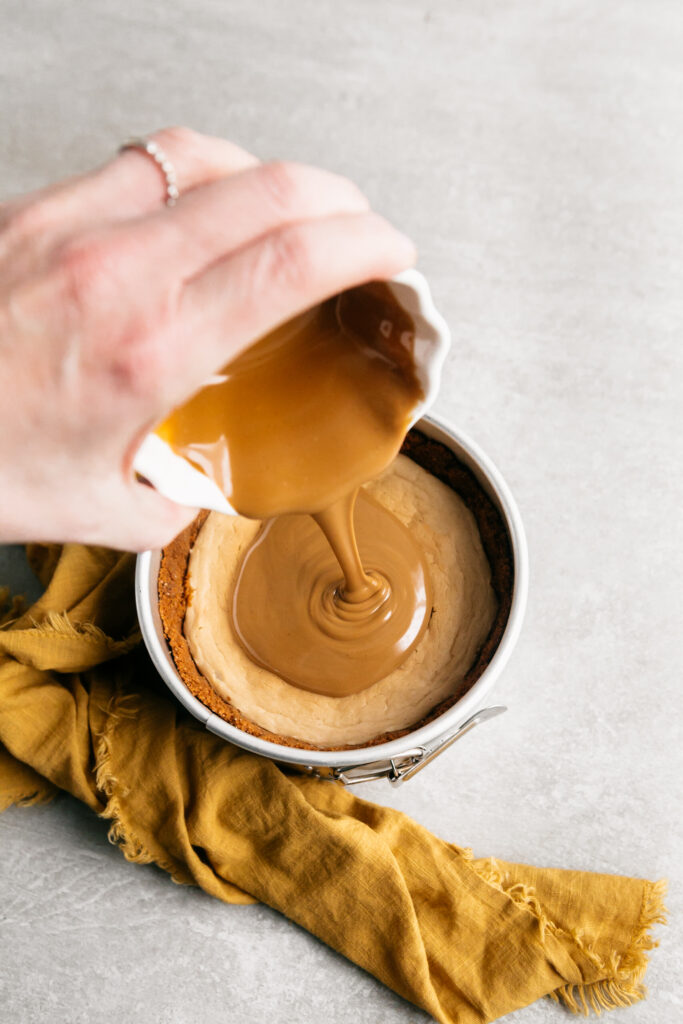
[0,544,666,1022]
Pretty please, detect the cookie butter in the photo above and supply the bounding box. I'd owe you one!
[156,282,434,694]
[184,456,497,747]
[156,283,421,517]
[233,489,432,696]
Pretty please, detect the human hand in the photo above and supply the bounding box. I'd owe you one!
[0,127,415,550]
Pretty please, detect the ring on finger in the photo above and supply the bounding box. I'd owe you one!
[119,137,180,207]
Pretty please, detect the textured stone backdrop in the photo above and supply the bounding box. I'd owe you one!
[1,2,681,1021]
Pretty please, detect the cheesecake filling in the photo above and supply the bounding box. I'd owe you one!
[184,455,497,746]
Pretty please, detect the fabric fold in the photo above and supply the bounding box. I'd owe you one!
[0,544,666,1023]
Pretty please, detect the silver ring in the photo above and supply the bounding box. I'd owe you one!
[119,136,180,207]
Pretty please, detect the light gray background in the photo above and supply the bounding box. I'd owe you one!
[1,1,681,1022]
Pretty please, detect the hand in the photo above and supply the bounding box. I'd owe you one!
[0,127,415,550]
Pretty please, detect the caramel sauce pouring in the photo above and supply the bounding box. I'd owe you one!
[156,282,434,697]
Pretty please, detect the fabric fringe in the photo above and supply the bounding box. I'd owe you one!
[93,690,188,885]
[468,857,667,1016]
[549,878,668,1016]
[0,786,57,813]
[29,610,141,652]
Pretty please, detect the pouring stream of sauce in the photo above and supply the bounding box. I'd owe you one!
[156,282,432,696]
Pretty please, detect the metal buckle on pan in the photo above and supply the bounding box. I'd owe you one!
[301,706,507,786]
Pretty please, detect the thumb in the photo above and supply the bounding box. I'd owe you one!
[123,478,199,552]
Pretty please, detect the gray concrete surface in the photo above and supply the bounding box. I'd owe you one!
[1,1,681,1021]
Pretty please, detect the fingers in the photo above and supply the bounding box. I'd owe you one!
[174,211,416,390]
[90,479,198,552]
[2,127,259,239]
[113,481,198,552]
[111,127,259,215]
[127,160,370,278]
